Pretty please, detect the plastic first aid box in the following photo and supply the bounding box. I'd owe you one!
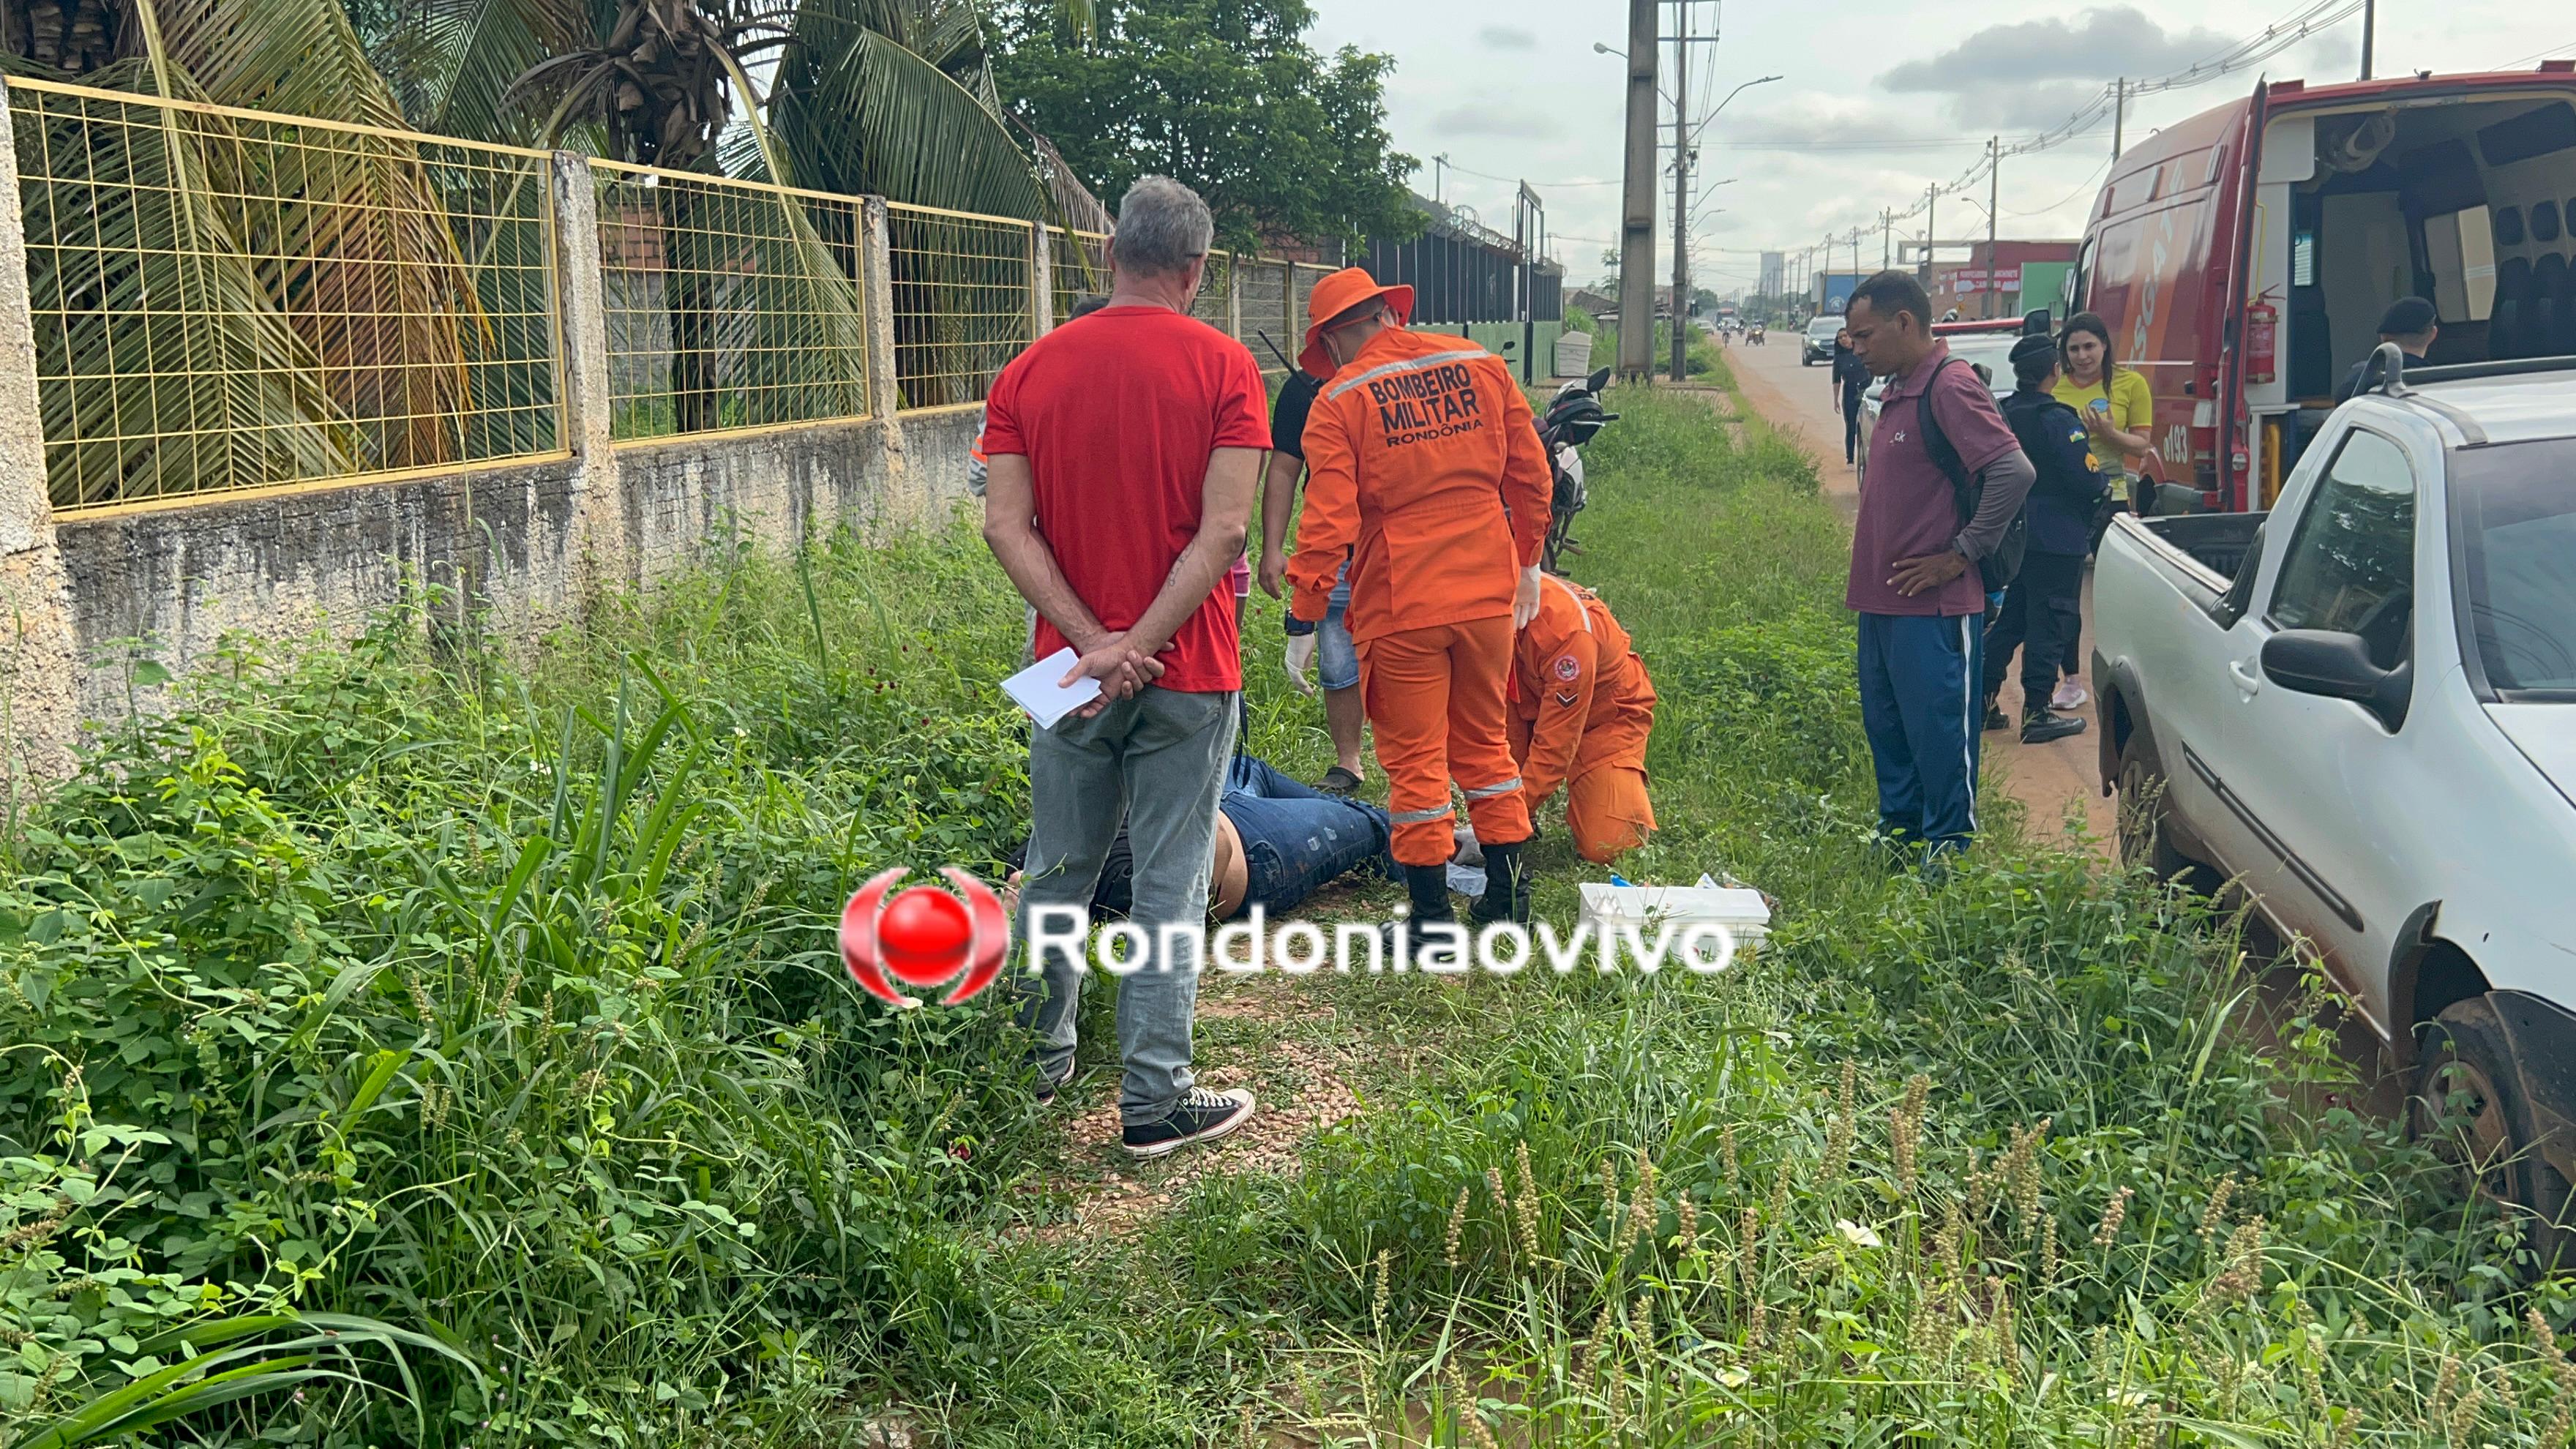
[1576,882,1771,947]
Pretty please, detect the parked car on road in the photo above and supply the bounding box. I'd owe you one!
[1800,317,1842,365]
[2092,348,2576,1262]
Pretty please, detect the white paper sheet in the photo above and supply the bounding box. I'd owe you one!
[1003,646,1104,730]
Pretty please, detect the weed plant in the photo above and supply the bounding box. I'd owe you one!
[3,386,2564,1447]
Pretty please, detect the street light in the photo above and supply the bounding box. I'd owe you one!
[1689,75,1782,143]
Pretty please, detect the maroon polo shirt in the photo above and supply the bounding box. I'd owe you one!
[1846,342,2021,618]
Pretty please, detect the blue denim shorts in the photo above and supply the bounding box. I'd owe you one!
[1319,562,1358,692]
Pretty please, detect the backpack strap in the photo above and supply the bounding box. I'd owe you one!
[1913,355,1974,524]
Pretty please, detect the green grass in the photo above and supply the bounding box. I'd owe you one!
[4,380,2570,1447]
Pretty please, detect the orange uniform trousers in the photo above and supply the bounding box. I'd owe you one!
[1506,711,1656,864]
[1563,765,1656,863]
[1359,617,1532,866]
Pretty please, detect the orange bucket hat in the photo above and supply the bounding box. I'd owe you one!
[1299,266,1415,377]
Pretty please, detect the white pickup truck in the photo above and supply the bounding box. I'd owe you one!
[2091,348,2576,1259]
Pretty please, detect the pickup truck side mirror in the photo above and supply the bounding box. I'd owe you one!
[2261,629,2413,730]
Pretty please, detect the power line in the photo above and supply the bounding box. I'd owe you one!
[2498,35,2576,67]
[1784,0,2364,251]
[2004,157,2114,218]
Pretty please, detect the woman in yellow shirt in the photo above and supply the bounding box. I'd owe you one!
[2040,311,2153,711]
[2051,311,2154,507]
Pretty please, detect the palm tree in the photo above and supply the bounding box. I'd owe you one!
[0,0,1079,498]
[4,0,546,503]
[383,0,1062,417]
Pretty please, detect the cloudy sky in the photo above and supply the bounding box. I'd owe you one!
[1303,0,2575,292]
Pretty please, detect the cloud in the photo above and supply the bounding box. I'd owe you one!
[1878,7,2239,92]
[1478,24,1537,50]
[1432,102,1556,139]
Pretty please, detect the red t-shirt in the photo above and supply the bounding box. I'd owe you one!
[981,306,1269,692]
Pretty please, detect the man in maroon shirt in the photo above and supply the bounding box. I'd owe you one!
[1842,271,2035,867]
[980,176,1265,1157]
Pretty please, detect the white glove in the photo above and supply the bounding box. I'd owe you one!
[1512,564,1543,631]
[1285,633,1319,696]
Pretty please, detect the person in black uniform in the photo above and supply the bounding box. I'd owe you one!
[1983,334,2103,745]
[2333,296,2438,402]
[1831,328,1871,466]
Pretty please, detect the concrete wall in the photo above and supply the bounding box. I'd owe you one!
[0,127,995,779]
[49,411,980,727]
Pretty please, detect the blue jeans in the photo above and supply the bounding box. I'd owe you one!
[1856,611,1985,856]
[1318,562,1358,692]
[1019,686,1238,1126]
[1221,755,1393,916]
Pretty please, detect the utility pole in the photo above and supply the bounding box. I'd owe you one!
[1614,0,1658,380]
[1882,209,1892,269]
[1668,0,1692,383]
[2111,80,2125,161]
[1985,135,1999,320]
[2359,0,2375,79]
[1922,184,1937,283]
[1434,154,1449,206]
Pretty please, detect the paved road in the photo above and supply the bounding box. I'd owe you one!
[1721,332,2115,852]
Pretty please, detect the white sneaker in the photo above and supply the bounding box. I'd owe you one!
[2051,679,2089,711]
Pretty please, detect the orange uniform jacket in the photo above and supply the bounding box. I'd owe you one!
[1285,329,1552,640]
[1509,575,1657,804]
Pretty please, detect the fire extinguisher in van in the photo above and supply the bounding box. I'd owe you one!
[2244,292,2279,386]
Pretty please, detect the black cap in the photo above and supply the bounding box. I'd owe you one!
[2378,296,2437,337]
[2008,334,2060,369]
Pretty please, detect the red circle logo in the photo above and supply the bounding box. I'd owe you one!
[840,869,1011,1007]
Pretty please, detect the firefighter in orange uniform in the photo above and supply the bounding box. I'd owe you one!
[1284,268,1554,939]
[1510,574,1658,863]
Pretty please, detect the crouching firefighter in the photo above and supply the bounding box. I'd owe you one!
[1511,574,1658,863]
[1284,268,1554,953]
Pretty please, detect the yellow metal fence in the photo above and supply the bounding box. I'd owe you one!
[10,78,561,513]
[886,202,1031,412]
[6,77,1347,513]
[594,161,869,441]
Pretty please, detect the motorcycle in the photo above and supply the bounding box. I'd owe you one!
[1538,366,1617,574]
[1748,324,1765,346]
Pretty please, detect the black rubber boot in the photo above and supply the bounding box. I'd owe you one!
[1467,840,1532,927]
[1382,864,1462,968]
[1401,863,1456,924]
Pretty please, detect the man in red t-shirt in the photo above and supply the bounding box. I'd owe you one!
[978,176,1266,1159]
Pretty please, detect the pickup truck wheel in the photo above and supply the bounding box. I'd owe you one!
[2413,996,2575,1273]
[2113,731,2195,882]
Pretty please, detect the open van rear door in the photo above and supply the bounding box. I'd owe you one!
[2215,77,2271,511]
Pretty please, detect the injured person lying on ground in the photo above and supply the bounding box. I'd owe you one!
[1006,754,1398,922]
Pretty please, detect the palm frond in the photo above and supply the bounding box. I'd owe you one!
[13,63,357,505]
[394,0,593,141]
[769,23,1040,217]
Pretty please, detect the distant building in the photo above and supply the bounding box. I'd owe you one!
[1759,251,1784,297]
[1566,287,1618,321]
[1939,240,2079,320]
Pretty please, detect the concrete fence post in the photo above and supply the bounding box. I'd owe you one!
[859,196,916,529]
[1226,255,1243,339]
[1030,222,1054,336]
[1286,262,1303,361]
[548,151,629,598]
[0,79,83,784]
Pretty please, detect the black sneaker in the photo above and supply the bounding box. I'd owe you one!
[2020,709,2087,745]
[1982,694,2010,732]
[1033,1055,1077,1106]
[1122,1087,1257,1158]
